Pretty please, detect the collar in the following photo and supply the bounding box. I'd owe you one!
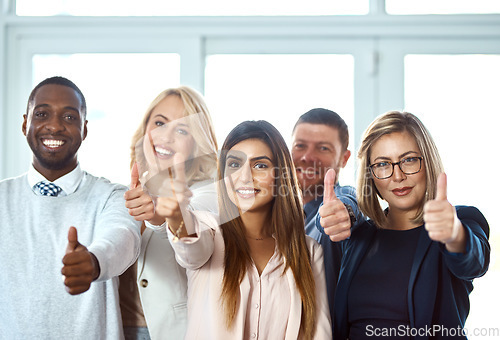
[28,163,86,197]
[304,195,324,219]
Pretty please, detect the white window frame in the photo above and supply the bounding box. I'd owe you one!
[3,24,204,177]
[0,0,500,334]
[205,36,377,152]
[377,38,500,112]
[2,13,500,179]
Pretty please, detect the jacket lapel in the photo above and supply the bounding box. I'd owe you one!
[407,229,434,330]
[137,226,154,278]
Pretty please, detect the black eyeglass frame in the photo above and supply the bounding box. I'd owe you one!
[369,156,424,180]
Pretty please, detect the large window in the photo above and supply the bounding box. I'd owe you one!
[33,53,180,185]
[404,54,500,335]
[16,0,369,16]
[205,54,355,186]
[1,1,499,335]
[386,0,500,15]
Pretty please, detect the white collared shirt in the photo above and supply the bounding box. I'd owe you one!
[28,163,87,197]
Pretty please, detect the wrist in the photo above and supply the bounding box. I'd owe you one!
[89,252,101,281]
[343,203,356,226]
[148,214,167,226]
[168,219,186,240]
[445,221,466,253]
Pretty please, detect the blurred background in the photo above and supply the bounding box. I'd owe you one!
[0,0,498,337]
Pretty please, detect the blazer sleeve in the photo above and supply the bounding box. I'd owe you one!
[313,186,364,259]
[168,210,217,270]
[441,205,490,280]
[335,185,363,224]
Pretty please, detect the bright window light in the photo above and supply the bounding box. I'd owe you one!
[387,0,500,15]
[33,53,181,185]
[205,54,356,186]
[404,54,500,335]
[17,0,369,16]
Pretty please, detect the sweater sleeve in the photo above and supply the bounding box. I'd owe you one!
[441,205,490,280]
[88,183,141,281]
[314,184,364,239]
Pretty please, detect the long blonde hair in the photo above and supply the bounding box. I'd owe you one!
[217,120,317,339]
[130,86,218,186]
[357,111,444,227]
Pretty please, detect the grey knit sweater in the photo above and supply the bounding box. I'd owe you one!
[0,173,141,340]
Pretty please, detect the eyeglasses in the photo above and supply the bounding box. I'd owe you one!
[369,156,423,179]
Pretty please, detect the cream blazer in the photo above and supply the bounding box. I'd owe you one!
[169,211,332,340]
[137,179,218,340]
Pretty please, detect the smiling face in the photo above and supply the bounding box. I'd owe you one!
[22,84,87,180]
[143,95,195,172]
[291,123,350,202]
[370,131,427,218]
[224,138,276,214]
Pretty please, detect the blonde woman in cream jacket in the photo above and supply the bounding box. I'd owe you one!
[120,86,218,340]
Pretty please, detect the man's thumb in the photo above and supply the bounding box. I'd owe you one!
[323,169,338,204]
[66,226,79,253]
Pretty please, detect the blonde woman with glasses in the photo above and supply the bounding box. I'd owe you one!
[319,111,490,339]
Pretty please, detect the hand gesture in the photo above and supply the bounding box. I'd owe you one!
[318,169,352,242]
[61,227,100,295]
[155,154,193,234]
[423,173,465,253]
[124,162,156,222]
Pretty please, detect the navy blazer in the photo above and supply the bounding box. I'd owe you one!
[333,206,490,339]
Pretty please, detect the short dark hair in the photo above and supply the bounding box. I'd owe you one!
[26,76,87,118]
[293,108,349,151]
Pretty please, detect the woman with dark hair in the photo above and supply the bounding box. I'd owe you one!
[319,111,490,339]
[157,120,331,339]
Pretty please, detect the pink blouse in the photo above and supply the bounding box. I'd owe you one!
[168,211,332,340]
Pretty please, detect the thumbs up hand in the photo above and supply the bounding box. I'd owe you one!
[124,162,157,223]
[318,169,352,242]
[423,173,466,253]
[155,154,193,238]
[61,227,100,295]
[130,162,140,190]
[155,154,193,218]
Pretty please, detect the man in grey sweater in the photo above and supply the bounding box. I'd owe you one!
[0,76,141,339]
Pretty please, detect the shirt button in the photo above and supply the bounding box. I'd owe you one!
[251,333,257,338]
[140,279,148,288]
[255,303,259,309]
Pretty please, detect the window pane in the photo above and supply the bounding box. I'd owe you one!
[404,54,500,335]
[17,0,369,16]
[205,54,355,186]
[33,53,180,185]
[387,0,500,15]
